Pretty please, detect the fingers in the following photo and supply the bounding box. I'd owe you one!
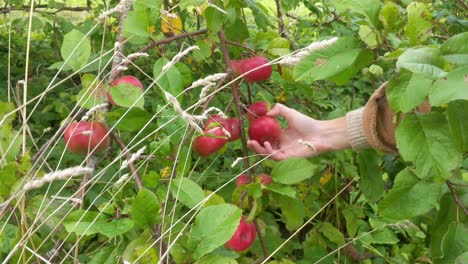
[247,140,283,160]
[267,103,296,120]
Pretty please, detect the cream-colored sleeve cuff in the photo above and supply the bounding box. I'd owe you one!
[346,108,371,151]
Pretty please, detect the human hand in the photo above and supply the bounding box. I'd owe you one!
[247,103,350,160]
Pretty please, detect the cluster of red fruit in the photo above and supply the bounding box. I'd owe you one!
[63,76,144,155]
[224,173,272,252]
[193,101,281,157]
[192,115,241,157]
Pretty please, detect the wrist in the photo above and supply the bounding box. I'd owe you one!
[316,117,351,152]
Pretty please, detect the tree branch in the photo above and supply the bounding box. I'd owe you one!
[110,131,143,190]
[112,29,208,78]
[0,5,90,14]
[274,0,296,50]
[446,180,468,217]
[217,21,269,259]
[108,0,133,83]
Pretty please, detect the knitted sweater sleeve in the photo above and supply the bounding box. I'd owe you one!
[345,82,430,153]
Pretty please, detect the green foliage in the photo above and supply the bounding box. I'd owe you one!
[0,0,467,263]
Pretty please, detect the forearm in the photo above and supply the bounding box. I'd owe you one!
[316,116,353,153]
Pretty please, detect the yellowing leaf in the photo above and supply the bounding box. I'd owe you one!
[320,172,332,185]
[160,166,171,178]
[161,13,183,36]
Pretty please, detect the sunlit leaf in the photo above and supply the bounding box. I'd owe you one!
[188,204,242,260]
[378,169,442,220]
[60,29,91,72]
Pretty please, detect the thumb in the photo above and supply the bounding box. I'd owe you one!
[267,103,296,120]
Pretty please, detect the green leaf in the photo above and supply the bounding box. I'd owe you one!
[267,37,291,57]
[441,32,468,66]
[60,29,91,72]
[171,177,205,209]
[188,204,242,260]
[331,0,381,28]
[63,210,107,236]
[123,237,159,263]
[379,2,403,32]
[0,101,16,125]
[109,83,145,108]
[273,194,306,231]
[195,255,238,264]
[64,210,133,238]
[320,222,345,246]
[447,100,468,152]
[0,222,19,255]
[294,37,373,85]
[271,157,318,185]
[368,218,399,245]
[358,25,380,48]
[205,6,225,34]
[175,63,193,87]
[224,18,249,43]
[153,58,184,96]
[434,222,468,264]
[387,69,432,113]
[396,112,462,179]
[265,184,297,198]
[358,149,384,203]
[105,108,152,132]
[134,0,163,11]
[404,2,432,46]
[396,47,447,79]
[89,247,115,264]
[430,192,467,258]
[123,10,150,38]
[378,168,442,220]
[429,66,468,106]
[0,125,22,164]
[132,188,160,228]
[342,205,366,237]
[76,74,107,110]
[244,0,272,31]
[93,218,134,238]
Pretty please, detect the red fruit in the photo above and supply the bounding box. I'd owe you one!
[231,57,272,82]
[247,101,269,122]
[107,75,144,106]
[239,56,272,83]
[193,127,228,157]
[204,115,229,129]
[236,174,249,187]
[63,121,110,155]
[248,116,281,146]
[225,216,256,252]
[227,118,241,141]
[257,173,272,185]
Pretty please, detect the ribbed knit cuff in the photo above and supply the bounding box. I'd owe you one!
[346,108,371,151]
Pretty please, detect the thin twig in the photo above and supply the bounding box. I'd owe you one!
[446,180,468,217]
[110,131,143,190]
[0,5,90,14]
[108,0,133,83]
[217,22,269,258]
[274,0,296,50]
[112,29,208,78]
[225,40,256,54]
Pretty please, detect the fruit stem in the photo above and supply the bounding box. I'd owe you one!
[254,219,269,258]
[110,131,143,190]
